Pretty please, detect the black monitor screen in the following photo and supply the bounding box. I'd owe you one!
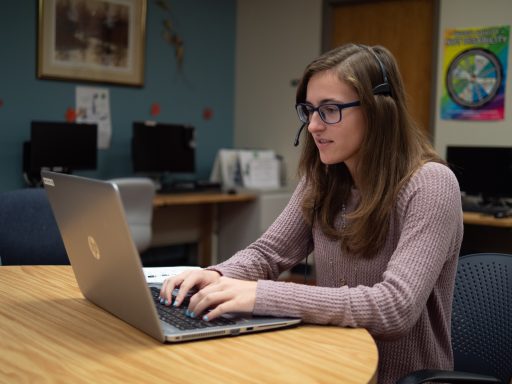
[132,122,195,174]
[446,146,512,198]
[28,121,97,171]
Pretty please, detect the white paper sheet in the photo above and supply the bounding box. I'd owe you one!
[75,86,112,149]
[143,266,201,284]
[238,150,280,189]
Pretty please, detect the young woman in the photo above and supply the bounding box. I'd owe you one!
[160,44,463,383]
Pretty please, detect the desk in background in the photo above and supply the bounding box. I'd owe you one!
[152,190,293,267]
[153,197,512,263]
[0,266,379,384]
[463,211,512,227]
[462,211,512,255]
[152,192,257,266]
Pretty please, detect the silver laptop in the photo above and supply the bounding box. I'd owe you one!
[42,170,300,343]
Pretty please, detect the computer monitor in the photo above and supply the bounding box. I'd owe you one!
[446,146,512,200]
[131,122,196,175]
[23,121,98,185]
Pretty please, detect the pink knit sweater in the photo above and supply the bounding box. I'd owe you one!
[211,162,464,384]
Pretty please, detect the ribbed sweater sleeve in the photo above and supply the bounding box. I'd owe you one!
[210,163,463,339]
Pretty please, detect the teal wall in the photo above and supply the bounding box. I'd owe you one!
[0,1,236,192]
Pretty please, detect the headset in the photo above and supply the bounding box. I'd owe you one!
[293,45,392,147]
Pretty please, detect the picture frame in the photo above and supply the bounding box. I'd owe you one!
[37,0,147,87]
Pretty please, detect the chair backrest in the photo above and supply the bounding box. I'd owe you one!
[109,177,156,253]
[452,253,512,383]
[0,188,69,265]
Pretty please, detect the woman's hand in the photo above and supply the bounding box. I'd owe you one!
[159,269,221,306]
[188,277,257,321]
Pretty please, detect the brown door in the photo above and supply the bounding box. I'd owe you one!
[325,0,436,134]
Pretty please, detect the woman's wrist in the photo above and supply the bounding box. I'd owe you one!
[205,268,223,277]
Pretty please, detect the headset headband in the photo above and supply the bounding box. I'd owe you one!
[357,44,392,96]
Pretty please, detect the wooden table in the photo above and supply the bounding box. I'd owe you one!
[152,192,257,266]
[0,266,379,384]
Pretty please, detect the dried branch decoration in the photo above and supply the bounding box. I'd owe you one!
[155,0,184,69]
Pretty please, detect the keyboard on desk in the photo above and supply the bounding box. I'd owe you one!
[158,180,222,194]
[462,203,511,216]
[150,287,235,330]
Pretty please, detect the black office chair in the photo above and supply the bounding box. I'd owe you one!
[0,188,69,265]
[397,253,512,384]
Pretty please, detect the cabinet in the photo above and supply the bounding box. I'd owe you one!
[216,190,293,262]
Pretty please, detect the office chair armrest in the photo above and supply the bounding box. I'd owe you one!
[396,369,501,384]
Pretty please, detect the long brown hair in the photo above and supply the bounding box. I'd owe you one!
[297,44,442,258]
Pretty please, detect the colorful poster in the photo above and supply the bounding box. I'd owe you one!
[441,25,509,121]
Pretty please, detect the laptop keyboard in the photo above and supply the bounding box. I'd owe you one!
[150,287,236,330]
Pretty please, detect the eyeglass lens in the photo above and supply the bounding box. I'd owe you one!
[297,104,342,124]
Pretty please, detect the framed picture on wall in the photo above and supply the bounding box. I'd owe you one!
[37,0,147,87]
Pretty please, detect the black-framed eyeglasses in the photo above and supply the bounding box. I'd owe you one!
[295,101,361,125]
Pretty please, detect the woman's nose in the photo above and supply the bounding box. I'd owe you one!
[307,111,325,133]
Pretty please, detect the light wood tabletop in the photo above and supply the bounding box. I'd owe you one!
[0,266,378,384]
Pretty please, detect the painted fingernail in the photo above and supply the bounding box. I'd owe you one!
[173,300,179,307]
[164,299,169,306]
[202,315,209,321]
[159,298,164,304]
[189,312,196,318]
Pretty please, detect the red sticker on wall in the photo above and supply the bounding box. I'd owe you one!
[202,107,213,121]
[65,107,77,122]
[150,103,161,116]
